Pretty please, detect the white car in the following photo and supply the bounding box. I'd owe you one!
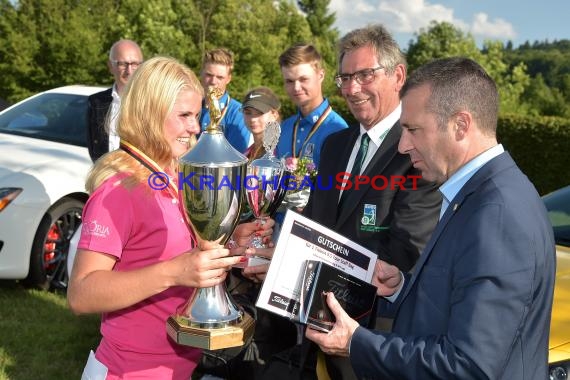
[0,85,105,290]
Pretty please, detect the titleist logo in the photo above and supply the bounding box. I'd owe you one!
[327,280,367,308]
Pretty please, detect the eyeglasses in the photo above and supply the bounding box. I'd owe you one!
[112,61,142,70]
[334,66,384,88]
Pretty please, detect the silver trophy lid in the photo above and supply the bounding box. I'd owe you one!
[180,130,247,168]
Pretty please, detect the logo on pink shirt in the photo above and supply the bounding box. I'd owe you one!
[84,220,111,238]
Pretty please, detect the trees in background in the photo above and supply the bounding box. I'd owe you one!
[0,0,105,100]
[406,21,530,115]
[0,0,316,110]
[505,40,570,118]
[406,21,570,118]
[0,3,568,120]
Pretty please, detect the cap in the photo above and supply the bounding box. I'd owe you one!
[242,86,280,114]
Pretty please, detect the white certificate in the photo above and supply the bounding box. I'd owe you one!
[256,210,377,320]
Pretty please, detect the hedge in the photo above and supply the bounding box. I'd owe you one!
[498,114,570,195]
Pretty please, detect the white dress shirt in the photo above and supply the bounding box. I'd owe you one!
[339,104,401,202]
[108,84,121,152]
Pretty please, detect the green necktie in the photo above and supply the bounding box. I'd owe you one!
[339,133,370,208]
[351,133,370,176]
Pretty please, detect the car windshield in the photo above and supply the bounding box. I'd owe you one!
[0,93,88,147]
[543,186,570,247]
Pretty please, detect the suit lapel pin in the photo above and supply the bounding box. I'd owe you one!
[361,204,377,226]
[453,203,459,212]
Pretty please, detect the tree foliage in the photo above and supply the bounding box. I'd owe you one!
[0,0,105,99]
[0,0,320,117]
[504,39,570,117]
[0,3,568,121]
[406,21,530,115]
[406,21,483,70]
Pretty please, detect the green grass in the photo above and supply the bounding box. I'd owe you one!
[0,281,101,380]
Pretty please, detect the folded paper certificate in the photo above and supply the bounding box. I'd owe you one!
[256,210,376,321]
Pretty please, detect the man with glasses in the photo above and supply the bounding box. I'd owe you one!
[301,24,441,379]
[87,39,143,162]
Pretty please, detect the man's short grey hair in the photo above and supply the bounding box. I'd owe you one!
[337,24,406,75]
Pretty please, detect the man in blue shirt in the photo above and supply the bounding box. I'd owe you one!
[276,43,348,168]
[199,48,252,152]
[275,44,348,215]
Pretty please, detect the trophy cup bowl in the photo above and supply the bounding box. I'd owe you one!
[245,121,286,248]
[166,88,254,350]
[246,158,285,247]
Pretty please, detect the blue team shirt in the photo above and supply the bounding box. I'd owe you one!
[275,98,348,166]
[200,92,252,153]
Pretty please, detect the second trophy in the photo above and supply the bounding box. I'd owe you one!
[245,120,286,248]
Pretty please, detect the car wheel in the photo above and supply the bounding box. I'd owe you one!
[24,198,84,290]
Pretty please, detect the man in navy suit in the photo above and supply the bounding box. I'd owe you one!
[306,57,556,379]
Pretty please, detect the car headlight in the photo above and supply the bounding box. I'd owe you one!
[551,361,569,380]
[0,187,23,212]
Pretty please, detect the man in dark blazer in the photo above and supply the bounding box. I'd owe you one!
[302,24,441,379]
[87,39,143,162]
[305,25,440,286]
[305,122,439,272]
[307,57,556,379]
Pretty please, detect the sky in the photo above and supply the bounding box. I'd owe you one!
[329,0,569,50]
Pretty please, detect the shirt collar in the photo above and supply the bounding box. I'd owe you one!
[439,144,505,205]
[111,83,120,102]
[299,98,330,123]
[359,103,401,146]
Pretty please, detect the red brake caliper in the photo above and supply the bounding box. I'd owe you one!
[43,225,60,270]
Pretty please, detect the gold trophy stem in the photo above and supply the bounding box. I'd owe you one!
[167,282,254,349]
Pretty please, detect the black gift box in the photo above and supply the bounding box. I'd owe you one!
[297,260,377,332]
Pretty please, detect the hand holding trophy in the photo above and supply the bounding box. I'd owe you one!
[246,121,286,248]
[166,86,254,350]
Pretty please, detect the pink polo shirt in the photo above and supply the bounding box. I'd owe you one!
[79,173,201,379]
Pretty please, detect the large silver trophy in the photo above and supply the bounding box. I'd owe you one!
[166,87,254,350]
[245,121,286,247]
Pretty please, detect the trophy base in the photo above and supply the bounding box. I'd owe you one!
[166,313,255,350]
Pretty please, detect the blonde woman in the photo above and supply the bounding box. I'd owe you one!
[68,56,270,379]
